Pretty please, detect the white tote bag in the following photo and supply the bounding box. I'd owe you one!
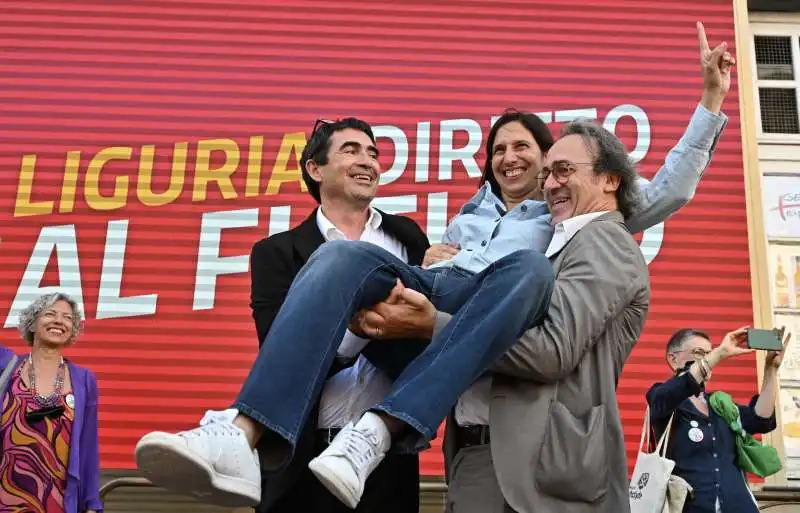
[629,406,676,513]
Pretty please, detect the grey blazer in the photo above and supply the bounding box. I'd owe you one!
[442,211,650,513]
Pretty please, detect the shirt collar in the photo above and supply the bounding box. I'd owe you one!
[465,182,548,215]
[316,206,382,241]
[544,210,610,258]
[558,211,609,239]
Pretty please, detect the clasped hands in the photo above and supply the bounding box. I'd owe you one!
[349,279,437,341]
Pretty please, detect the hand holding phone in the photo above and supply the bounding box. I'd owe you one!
[746,328,784,352]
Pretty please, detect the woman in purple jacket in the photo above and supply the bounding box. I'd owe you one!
[0,292,102,513]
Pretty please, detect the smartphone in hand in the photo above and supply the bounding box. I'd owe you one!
[746,328,784,351]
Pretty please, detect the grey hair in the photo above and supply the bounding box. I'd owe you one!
[17,292,83,346]
[560,119,642,219]
[666,328,710,355]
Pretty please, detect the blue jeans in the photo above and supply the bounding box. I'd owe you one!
[235,241,554,463]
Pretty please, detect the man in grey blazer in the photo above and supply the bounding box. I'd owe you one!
[468,122,651,512]
[360,120,652,513]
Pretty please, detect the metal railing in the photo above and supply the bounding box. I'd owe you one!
[99,476,449,502]
[98,476,800,510]
[99,477,154,500]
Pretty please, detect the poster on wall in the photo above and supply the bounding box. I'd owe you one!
[763,175,800,240]
[768,245,800,313]
[780,387,800,479]
[775,301,800,477]
[776,314,800,385]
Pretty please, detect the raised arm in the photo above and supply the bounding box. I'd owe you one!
[625,22,733,234]
[647,373,704,421]
[490,220,649,381]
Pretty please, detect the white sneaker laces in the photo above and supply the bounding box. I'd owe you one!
[338,427,379,475]
[182,410,241,438]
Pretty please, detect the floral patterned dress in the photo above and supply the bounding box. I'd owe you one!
[0,369,73,512]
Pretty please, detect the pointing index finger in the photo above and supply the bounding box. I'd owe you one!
[697,21,710,53]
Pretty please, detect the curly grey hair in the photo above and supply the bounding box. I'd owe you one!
[17,292,83,346]
[560,119,643,219]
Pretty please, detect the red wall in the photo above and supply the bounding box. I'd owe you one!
[0,0,756,475]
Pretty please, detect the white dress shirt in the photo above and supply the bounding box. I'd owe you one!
[316,207,409,429]
[455,211,608,426]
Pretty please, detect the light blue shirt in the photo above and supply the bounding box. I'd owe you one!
[433,103,728,275]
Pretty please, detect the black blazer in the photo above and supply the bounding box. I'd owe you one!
[249,207,430,511]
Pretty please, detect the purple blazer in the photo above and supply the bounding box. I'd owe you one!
[0,346,102,513]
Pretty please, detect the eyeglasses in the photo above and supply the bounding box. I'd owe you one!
[538,160,593,186]
[672,347,711,359]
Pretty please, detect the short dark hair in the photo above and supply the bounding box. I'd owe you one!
[559,119,642,219]
[480,109,554,198]
[666,328,710,355]
[300,118,376,203]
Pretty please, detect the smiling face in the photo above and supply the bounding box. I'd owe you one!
[490,121,544,207]
[542,134,619,224]
[307,127,380,206]
[32,300,75,347]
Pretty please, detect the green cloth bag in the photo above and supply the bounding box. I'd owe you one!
[708,391,782,478]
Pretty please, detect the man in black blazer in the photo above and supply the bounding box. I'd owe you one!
[249,117,431,513]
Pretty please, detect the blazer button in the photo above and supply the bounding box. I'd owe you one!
[481,241,487,247]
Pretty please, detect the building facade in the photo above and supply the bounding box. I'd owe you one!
[741,0,800,487]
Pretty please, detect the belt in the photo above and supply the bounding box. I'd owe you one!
[456,424,490,448]
[317,427,342,445]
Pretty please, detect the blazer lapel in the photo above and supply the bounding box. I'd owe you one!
[548,210,626,266]
[379,211,427,266]
[66,361,84,481]
[292,209,326,262]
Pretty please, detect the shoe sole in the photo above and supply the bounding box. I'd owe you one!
[308,458,359,509]
[135,432,259,507]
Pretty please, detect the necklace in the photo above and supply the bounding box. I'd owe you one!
[27,354,66,408]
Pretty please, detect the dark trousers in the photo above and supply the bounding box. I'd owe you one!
[260,432,420,513]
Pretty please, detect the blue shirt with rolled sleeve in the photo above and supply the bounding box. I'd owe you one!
[430,103,728,274]
[647,373,776,513]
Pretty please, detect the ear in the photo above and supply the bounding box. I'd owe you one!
[667,352,679,371]
[305,159,324,184]
[602,173,620,193]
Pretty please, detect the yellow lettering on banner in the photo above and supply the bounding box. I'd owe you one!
[85,147,133,211]
[137,143,187,207]
[58,151,81,213]
[266,132,307,195]
[14,155,54,217]
[245,136,264,198]
[192,139,240,202]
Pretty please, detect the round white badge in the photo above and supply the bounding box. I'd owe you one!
[688,427,704,443]
[65,394,75,409]
[690,420,699,428]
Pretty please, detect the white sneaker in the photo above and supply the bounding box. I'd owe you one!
[134,409,261,507]
[308,412,390,509]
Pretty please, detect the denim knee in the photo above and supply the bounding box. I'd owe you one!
[503,249,555,289]
[308,240,373,269]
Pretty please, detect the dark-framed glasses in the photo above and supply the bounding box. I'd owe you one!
[672,347,711,359]
[537,160,593,186]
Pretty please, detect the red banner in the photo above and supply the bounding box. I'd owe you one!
[0,0,756,475]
